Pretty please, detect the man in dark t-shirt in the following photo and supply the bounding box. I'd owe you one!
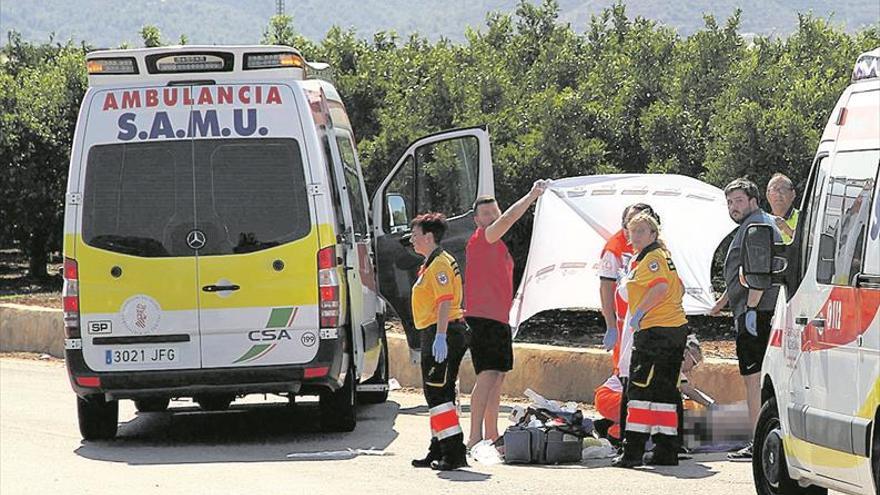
[709,177,781,461]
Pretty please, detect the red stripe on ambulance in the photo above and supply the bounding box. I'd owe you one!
[801,286,880,351]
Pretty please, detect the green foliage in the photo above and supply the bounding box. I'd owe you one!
[139,24,163,47]
[1,3,878,280]
[0,33,88,277]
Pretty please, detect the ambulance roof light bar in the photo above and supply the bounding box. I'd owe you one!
[85,46,321,85]
[852,47,880,82]
[147,52,233,73]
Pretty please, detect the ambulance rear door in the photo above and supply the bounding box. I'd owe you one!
[193,83,323,369]
[76,84,201,372]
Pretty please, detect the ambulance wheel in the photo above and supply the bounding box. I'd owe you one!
[77,395,118,441]
[320,355,357,432]
[196,394,234,411]
[358,333,389,404]
[753,397,826,495]
[134,398,169,413]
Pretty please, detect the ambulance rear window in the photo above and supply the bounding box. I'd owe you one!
[82,138,311,257]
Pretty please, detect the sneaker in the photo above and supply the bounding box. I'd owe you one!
[727,442,753,461]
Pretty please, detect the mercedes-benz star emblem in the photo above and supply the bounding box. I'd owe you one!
[186,229,206,250]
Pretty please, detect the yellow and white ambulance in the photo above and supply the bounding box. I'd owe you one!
[62,46,494,439]
[744,48,880,494]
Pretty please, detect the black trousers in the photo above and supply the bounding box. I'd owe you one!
[622,325,688,460]
[419,322,469,442]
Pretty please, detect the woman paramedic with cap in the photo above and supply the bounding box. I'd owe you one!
[612,211,689,468]
[408,212,470,471]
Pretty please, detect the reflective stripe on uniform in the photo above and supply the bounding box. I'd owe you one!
[429,402,462,439]
[625,400,678,436]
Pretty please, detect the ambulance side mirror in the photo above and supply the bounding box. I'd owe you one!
[386,194,410,234]
[741,223,787,290]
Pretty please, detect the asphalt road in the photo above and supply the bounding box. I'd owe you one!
[1,356,761,495]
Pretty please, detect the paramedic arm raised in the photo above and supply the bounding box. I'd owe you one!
[484,180,548,244]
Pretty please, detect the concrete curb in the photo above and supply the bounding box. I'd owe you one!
[387,333,745,404]
[0,304,65,358]
[0,304,745,404]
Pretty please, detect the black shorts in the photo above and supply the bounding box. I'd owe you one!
[735,311,772,376]
[466,316,513,374]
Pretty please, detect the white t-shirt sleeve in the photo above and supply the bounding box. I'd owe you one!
[598,251,621,280]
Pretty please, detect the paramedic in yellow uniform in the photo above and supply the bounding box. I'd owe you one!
[612,211,689,468]
[408,212,470,471]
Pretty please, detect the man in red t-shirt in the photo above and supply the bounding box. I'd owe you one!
[465,180,548,449]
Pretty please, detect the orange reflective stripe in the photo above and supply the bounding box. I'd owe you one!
[626,400,678,434]
[429,402,461,439]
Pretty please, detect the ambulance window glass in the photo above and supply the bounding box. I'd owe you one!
[82,142,192,257]
[198,139,310,255]
[322,135,347,234]
[336,134,368,236]
[385,156,415,232]
[815,150,879,285]
[415,136,479,216]
[800,156,827,276]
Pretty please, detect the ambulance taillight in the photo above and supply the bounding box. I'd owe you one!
[318,246,340,328]
[62,258,81,338]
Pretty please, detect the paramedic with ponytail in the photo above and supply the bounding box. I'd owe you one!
[612,211,689,468]
[408,213,470,471]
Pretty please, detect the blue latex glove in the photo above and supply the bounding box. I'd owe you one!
[628,308,646,333]
[744,309,758,337]
[602,326,618,351]
[432,332,448,362]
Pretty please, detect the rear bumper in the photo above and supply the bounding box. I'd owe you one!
[65,331,347,400]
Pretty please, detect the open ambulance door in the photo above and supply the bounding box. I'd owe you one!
[371,126,495,350]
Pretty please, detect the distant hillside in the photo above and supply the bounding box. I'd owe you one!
[1,0,878,47]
